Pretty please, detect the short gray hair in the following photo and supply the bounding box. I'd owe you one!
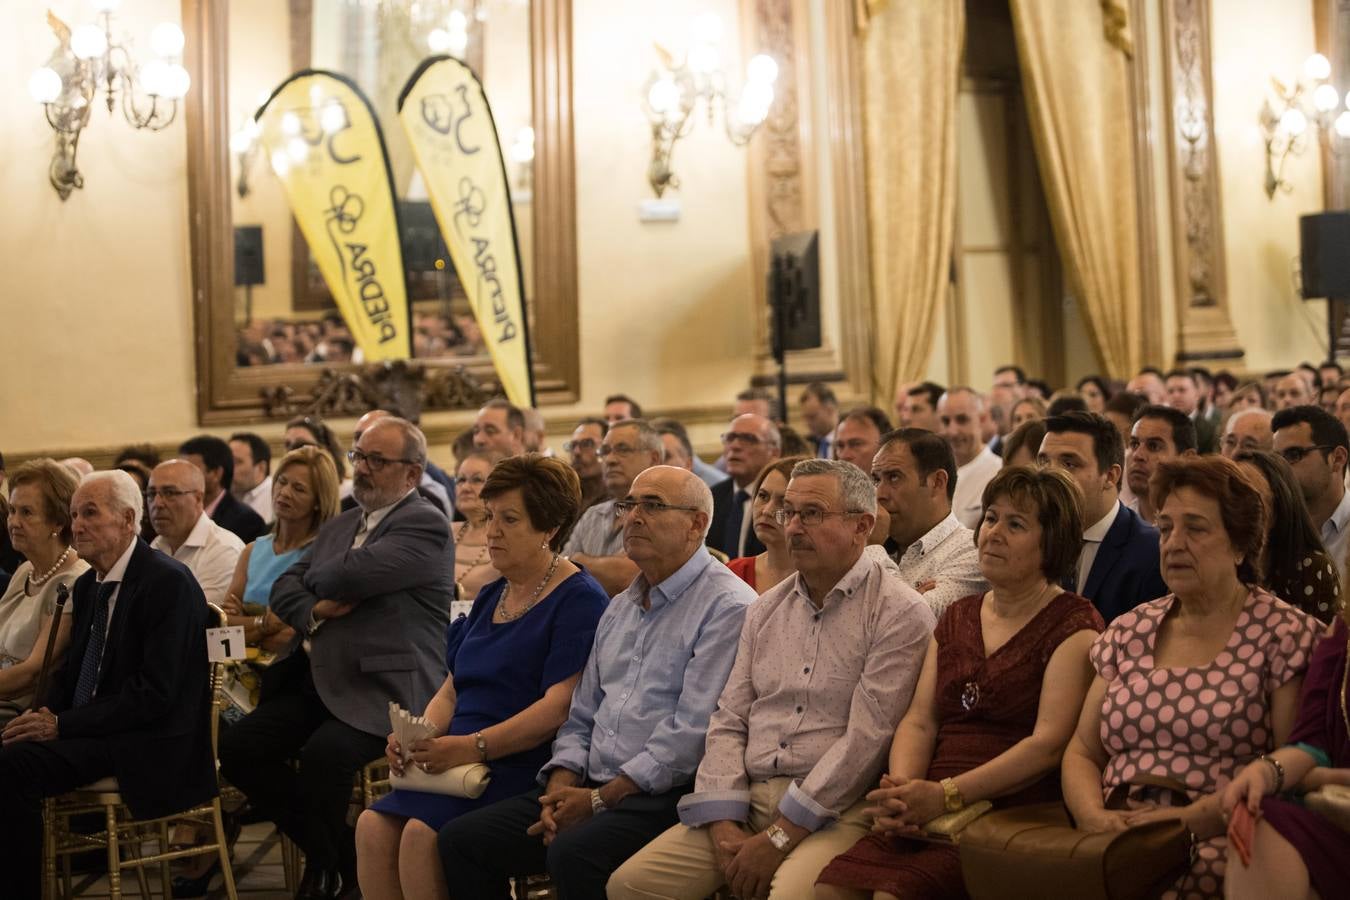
[682,471,715,539]
[610,418,666,460]
[1226,407,1273,431]
[81,469,145,532]
[789,458,877,515]
[369,416,428,468]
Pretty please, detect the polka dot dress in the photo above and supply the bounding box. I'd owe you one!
[1273,550,1342,624]
[1090,589,1321,899]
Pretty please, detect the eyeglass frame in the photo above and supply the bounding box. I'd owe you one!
[773,507,863,527]
[1278,444,1336,465]
[596,443,644,459]
[347,449,418,471]
[613,499,703,518]
[563,438,599,454]
[721,431,766,447]
[145,486,201,501]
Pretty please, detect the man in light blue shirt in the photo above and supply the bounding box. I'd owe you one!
[436,466,753,898]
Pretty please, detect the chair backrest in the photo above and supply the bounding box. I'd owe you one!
[205,602,228,762]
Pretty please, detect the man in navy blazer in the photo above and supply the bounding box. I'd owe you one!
[1039,412,1168,622]
[0,471,214,899]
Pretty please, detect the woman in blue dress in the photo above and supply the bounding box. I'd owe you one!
[356,454,607,900]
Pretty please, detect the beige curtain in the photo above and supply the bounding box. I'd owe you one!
[862,0,964,399]
[1010,0,1143,379]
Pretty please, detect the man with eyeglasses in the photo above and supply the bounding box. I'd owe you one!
[1272,404,1350,585]
[438,465,752,898]
[565,417,609,511]
[563,419,665,596]
[1219,408,1274,460]
[611,459,934,900]
[350,408,452,518]
[473,398,527,457]
[1123,405,1197,524]
[220,416,453,900]
[709,413,782,558]
[147,459,243,607]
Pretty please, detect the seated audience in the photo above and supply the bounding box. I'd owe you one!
[179,435,267,544]
[799,381,840,458]
[356,455,607,900]
[901,382,945,432]
[563,418,664,596]
[473,399,527,457]
[284,414,350,496]
[148,460,245,607]
[1010,395,1047,430]
[1076,374,1112,413]
[873,429,986,616]
[1123,404,1197,523]
[1220,604,1350,900]
[565,417,609,511]
[816,466,1102,899]
[1274,372,1316,410]
[603,393,642,423]
[1061,456,1321,898]
[1039,412,1167,623]
[1102,390,1147,449]
[1000,420,1047,468]
[0,460,88,724]
[1166,367,1218,453]
[1220,408,1274,459]
[938,388,1001,529]
[725,455,811,593]
[834,406,891,474]
[0,471,214,900]
[451,451,505,604]
[1232,449,1342,624]
[435,465,754,897]
[710,413,783,558]
[1272,405,1350,587]
[611,459,936,899]
[220,417,453,898]
[229,431,274,524]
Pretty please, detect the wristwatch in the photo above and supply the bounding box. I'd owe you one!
[590,788,606,814]
[473,732,488,762]
[940,777,965,813]
[765,823,792,852]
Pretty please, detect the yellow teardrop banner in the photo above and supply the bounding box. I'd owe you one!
[256,71,411,362]
[397,56,535,406]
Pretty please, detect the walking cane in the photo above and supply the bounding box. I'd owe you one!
[31,582,70,710]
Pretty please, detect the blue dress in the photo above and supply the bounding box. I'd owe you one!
[369,568,607,828]
[243,535,306,606]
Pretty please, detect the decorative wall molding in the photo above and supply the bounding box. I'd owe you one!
[1128,0,1164,367]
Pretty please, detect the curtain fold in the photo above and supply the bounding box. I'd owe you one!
[1010,0,1143,379]
[862,0,963,398]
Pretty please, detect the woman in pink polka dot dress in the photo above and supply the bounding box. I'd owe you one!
[1062,457,1322,900]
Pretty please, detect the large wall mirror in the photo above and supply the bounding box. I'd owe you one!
[186,0,577,425]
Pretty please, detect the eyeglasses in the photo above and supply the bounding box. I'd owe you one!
[563,439,598,453]
[145,487,198,501]
[773,508,860,527]
[457,474,488,487]
[347,449,417,471]
[596,444,640,459]
[1278,444,1335,465]
[613,499,702,518]
[721,432,764,447]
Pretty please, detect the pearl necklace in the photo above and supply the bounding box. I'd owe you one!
[27,547,72,590]
[496,553,560,622]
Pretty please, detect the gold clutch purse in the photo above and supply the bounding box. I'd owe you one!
[917,800,994,843]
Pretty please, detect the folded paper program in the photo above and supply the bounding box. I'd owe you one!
[387,701,491,798]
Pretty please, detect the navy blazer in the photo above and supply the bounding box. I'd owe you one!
[52,540,216,820]
[708,478,765,559]
[211,490,267,543]
[1081,502,1169,624]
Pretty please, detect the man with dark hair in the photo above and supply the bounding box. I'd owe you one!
[1123,406,1198,524]
[871,429,986,615]
[566,417,610,511]
[1039,412,1167,621]
[734,388,780,423]
[178,435,266,543]
[473,398,526,456]
[833,406,891,475]
[799,382,840,459]
[604,394,643,423]
[1319,360,1344,391]
[1125,369,1166,405]
[990,366,1027,439]
[1164,368,1217,453]
[900,382,944,432]
[230,431,274,523]
[1272,404,1350,583]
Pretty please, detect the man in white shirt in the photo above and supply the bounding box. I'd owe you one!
[230,432,273,523]
[871,428,986,616]
[147,460,244,607]
[938,388,1001,528]
[1272,404,1350,586]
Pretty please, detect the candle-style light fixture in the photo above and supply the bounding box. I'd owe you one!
[28,1,189,201]
[1260,53,1350,198]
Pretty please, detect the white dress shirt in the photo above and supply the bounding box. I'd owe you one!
[890,513,987,617]
[1319,488,1350,588]
[1076,500,1121,594]
[952,446,1002,530]
[95,539,139,639]
[239,476,274,524]
[151,512,244,606]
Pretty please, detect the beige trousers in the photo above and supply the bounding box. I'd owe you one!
[607,777,871,900]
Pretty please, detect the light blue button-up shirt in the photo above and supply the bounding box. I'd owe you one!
[540,546,753,794]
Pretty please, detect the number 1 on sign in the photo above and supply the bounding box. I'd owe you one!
[207,626,247,661]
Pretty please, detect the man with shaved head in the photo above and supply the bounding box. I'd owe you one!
[1220,408,1274,459]
[938,388,1001,528]
[148,459,244,606]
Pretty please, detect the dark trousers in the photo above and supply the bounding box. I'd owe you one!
[436,784,683,900]
[217,654,384,876]
[0,737,114,899]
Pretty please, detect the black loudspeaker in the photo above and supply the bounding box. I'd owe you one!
[234,226,265,287]
[768,230,821,353]
[1300,212,1350,298]
[400,200,451,274]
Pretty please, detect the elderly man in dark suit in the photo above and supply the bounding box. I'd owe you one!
[1038,412,1168,622]
[708,413,781,558]
[220,416,453,899]
[0,470,214,899]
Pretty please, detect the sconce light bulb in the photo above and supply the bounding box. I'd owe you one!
[691,13,723,46]
[428,28,452,52]
[647,77,680,114]
[688,43,721,75]
[1304,53,1332,81]
[139,58,170,97]
[162,63,191,99]
[287,136,309,163]
[320,102,346,134]
[1336,111,1350,138]
[448,10,469,31]
[70,24,108,61]
[517,125,535,146]
[448,29,469,57]
[229,130,253,155]
[747,54,778,85]
[246,118,262,139]
[28,66,63,104]
[150,22,186,58]
[738,81,774,126]
[281,112,302,136]
[1314,83,1341,112]
[1279,107,1309,137]
[270,149,291,177]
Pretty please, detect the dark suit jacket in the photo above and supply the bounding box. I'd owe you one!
[708,479,765,558]
[1194,411,1219,455]
[1081,502,1169,624]
[270,491,453,737]
[52,540,215,820]
[211,491,267,543]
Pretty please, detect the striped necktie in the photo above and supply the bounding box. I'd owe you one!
[72,581,116,707]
